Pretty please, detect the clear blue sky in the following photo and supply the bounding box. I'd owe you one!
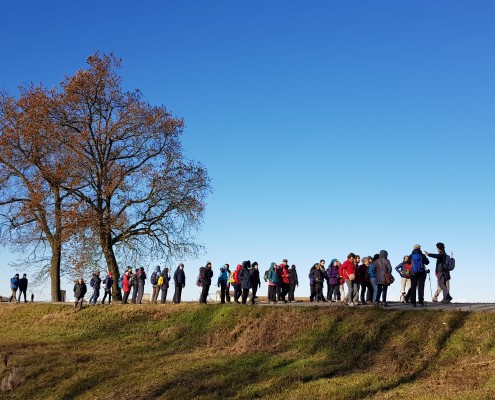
[1,0,494,302]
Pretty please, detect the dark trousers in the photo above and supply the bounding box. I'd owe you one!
[137,285,144,304]
[219,281,227,303]
[226,284,231,302]
[200,284,210,304]
[328,284,340,301]
[309,284,315,301]
[410,272,427,305]
[89,287,100,304]
[359,283,368,303]
[173,285,183,303]
[276,284,283,301]
[131,286,138,303]
[281,283,289,301]
[268,285,277,302]
[233,284,241,303]
[314,284,324,301]
[74,297,84,309]
[160,286,169,303]
[18,289,27,302]
[365,282,374,302]
[102,289,112,304]
[376,284,388,303]
[122,290,130,304]
[251,284,258,304]
[288,283,296,302]
[241,288,249,304]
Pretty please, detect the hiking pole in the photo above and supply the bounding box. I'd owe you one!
[427,270,433,301]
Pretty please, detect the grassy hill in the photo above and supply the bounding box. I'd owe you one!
[0,303,494,399]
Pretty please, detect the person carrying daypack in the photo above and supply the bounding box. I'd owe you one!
[425,242,453,303]
[9,274,20,303]
[160,267,171,304]
[409,244,430,307]
[89,271,101,305]
[217,265,229,304]
[150,265,161,304]
[308,264,317,302]
[199,262,213,304]
[101,272,113,304]
[239,260,251,305]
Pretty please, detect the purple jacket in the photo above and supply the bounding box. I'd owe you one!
[327,263,340,285]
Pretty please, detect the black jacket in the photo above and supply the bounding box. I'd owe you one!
[200,266,213,285]
[311,267,325,286]
[289,267,299,285]
[74,282,87,298]
[250,268,261,287]
[174,268,186,286]
[161,268,171,288]
[19,277,28,290]
[239,267,251,289]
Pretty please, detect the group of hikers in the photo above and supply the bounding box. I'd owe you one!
[7,273,29,303]
[8,242,454,310]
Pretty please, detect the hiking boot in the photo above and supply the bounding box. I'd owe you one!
[432,298,438,303]
[348,302,355,307]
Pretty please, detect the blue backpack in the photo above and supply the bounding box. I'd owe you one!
[118,275,124,289]
[443,254,456,271]
[411,253,424,274]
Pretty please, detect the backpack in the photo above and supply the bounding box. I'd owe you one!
[129,275,135,286]
[157,276,164,286]
[228,272,235,283]
[118,275,124,289]
[150,272,158,285]
[411,253,424,274]
[263,270,269,282]
[90,277,95,288]
[196,267,204,287]
[443,253,456,271]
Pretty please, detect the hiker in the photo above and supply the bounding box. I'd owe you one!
[432,278,450,303]
[425,242,453,303]
[217,265,229,304]
[373,250,393,307]
[9,274,19,303]
[267,262,279,303]
[101,272,113,304]
[239,260,251,304]
[409,244,430,307]
[354,255,362,303]
[122,267,133,304]
[311,261,327,302]
[395,256,412,303]
[18,273,28,303]
[199,262,213,304]
[368,254,379,303]
[160,267,171,304]
[150,265,162,304]
[73,278,87,310]
[357,257,371,305]
[308,263,317,302]
[288,264,298,302]
[340,253,358,307]
[173,263,186,303]
[89,271,101,305]
[137,267,146,304]
[276,259,288,301]
[327,259,341,302]
[130,268,140,303]
[225,264,232,303]
[232,264,242,303]
[279,261,290,303]
[250,262,261,304]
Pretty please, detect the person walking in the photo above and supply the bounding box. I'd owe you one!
[9,274,19,303]
[368,254,379,303]
[199,262,213,304]
[17,273,28,303]
[217,265,229,304]
[425,242,453,303]
[89,271,101,305]
[173,263,186,303]
[150,265,162,304]
[160,267,171,303]
[340,253,358,306]
[250,262,261,304]
[395,256,412,303]
[311,262,327,302]
[327,259,341,302]
[288,264,298,302]
[224,264,232,303]
[308,263,317,302]
[122,267,132,304]
[73,278,87,310]
[101,272,113,304]
[373,250,393,307]
[239,260,251,304]
[232,264,242,304]
[267,262,279,303]
[409,244,430,307]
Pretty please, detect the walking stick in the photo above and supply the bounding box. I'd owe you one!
[427,270,433,301]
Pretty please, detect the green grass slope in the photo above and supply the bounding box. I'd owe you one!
[0,304,494,399]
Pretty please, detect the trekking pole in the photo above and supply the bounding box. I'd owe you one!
[427,270,433,301]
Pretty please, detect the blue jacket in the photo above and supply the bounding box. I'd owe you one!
[217,267,229,286]
[10,276,19,290]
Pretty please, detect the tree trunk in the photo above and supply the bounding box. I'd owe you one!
[50,245,62,302]
[101,232,122,301]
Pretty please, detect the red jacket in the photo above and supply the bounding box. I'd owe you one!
[280,266,290,284]
[122,272,131,292]
[339,260,355,280]
[233,264,242,284]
